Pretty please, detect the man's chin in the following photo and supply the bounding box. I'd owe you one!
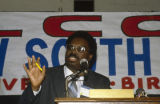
[65,62,78,70]
[66,62,75,67]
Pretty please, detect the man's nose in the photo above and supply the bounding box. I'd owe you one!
[71,48,78,53]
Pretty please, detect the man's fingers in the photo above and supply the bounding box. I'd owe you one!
[37,57,40,65]
[23,64,29,75]
[28,57,32,70]
[42,65,46,76]
[32,55,36,67]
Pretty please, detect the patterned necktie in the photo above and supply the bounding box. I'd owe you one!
[68,81,78,98]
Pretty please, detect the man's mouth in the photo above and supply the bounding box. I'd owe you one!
[68,56,77,62]
[66,53,79,62]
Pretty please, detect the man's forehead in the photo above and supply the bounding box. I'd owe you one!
[70,38,89,45]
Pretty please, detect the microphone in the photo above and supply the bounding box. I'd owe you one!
[80,58,88,74]
[135,88,146,97]
[65,59,89,97]
[67,59,89,80]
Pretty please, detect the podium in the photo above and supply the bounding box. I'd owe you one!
[55,97,160,104]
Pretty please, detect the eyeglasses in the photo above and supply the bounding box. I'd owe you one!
[66,44,87,53]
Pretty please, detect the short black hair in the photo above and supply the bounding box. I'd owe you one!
[66,31,97,68]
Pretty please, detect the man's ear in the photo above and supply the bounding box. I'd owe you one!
[88,54,93,61]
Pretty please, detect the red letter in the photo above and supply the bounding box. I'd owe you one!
[21,78,29,90]
[3,78,17,90]
[43,15,102,37]
[138,78,143,89]
[122,15,160,37]
[147,77,160,89]
[122,77,134,89]
[0,30,22,37]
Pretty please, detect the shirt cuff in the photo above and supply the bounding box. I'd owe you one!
[32,85,41,96]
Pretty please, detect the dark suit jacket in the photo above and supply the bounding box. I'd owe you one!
[19,65,110,104]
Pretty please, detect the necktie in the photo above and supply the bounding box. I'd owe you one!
[68,81,78,98]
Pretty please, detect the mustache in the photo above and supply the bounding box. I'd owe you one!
[65,53,79,59]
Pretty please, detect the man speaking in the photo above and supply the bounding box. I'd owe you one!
[19,31,111,104]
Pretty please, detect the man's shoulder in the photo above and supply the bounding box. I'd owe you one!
[42,65,65,82]
[47,65,64,70]
[88,70,109,80]
[85,70,111,89]
[45,65,64,74]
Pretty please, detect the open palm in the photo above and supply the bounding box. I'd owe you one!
[24,55,46,91]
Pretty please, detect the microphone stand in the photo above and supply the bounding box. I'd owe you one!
[65,59,89,97]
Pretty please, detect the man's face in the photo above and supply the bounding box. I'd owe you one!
[65,37,93,72]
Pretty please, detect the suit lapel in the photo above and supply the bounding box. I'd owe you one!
[54,66,66,97]
[83,70,94,88]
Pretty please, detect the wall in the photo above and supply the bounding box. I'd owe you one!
[0,0,74,12]
[0,0,160,11]
[95,0,160,12]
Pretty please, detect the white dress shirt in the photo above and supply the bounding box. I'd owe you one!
[64,65,84,98]
[33,65,84,98]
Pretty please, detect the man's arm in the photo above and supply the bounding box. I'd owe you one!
[19,84,38,104]
[19,55,46,104]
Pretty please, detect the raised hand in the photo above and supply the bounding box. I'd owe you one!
[23,55,46,91]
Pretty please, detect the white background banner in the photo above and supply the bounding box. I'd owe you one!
[0,12,160,95]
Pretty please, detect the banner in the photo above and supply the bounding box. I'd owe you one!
[0,12,160,95]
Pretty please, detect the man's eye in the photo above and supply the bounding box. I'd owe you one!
[67,45,73,50]
[79,47,85,52]
[71,46,75,50]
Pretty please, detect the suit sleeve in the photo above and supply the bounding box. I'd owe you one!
[18,83,41,104]
[18,70,49,104]
[104,76,111,89]
[18,67,57,104]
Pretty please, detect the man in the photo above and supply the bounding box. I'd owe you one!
[19,31,111,104]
